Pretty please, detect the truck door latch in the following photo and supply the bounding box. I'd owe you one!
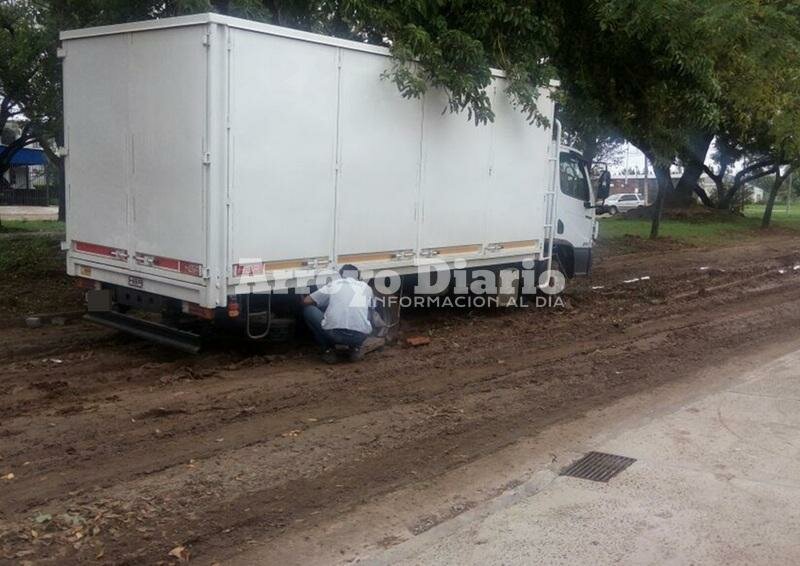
[134,254,155,266]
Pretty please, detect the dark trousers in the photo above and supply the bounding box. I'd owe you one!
[303,305,368,350]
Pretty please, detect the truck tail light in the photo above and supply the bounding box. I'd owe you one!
[227,297,240,318]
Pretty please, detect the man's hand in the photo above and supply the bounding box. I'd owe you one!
[302,295,316,306]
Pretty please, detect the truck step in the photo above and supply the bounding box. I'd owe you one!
[84,311,202,354]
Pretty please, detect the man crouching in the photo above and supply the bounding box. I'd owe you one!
[302,264,373,363]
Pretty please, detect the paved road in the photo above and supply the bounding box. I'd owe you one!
[368,348,800,566]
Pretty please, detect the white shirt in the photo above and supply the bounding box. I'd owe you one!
[310,277,373,334]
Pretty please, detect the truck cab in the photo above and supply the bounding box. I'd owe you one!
[554,148,608,277]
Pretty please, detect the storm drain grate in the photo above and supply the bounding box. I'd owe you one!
[560,451,636,483]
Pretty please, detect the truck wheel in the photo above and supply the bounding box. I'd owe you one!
[537,255,568,295]
[609,206,619,215]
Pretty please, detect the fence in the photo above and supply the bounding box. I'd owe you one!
[0,187,52,206]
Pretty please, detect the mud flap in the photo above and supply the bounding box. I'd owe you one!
[573,247,593,276]
[86,289,112,312]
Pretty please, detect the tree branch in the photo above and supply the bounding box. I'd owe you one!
[702,164,722,184]
[734,158,776,188]
[0,123,35,172]
[740,167,779,187]
[36,135,60,165]
[694,185,715,207]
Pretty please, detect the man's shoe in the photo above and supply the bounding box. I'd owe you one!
[321,349,338,364]
[347,346,364,363]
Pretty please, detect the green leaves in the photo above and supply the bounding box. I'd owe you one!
[552,0,800,169]
[4,0,800,169]
[341,1,559,125]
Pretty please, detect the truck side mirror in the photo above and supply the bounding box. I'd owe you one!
[596,171,611,201]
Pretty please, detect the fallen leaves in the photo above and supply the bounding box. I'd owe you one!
[168,545,190,562]
[405,336,431,347]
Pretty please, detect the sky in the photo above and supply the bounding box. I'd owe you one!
[609,143,649,176]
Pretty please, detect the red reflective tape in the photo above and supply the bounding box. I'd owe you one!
[153,256,180,271]
[136,252,203,278]
[74,241,127,261]
[233,263,264,277]
[179,261,203,277]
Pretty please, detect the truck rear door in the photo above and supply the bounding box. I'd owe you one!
[64,26,209,282]
[127,27,208,279]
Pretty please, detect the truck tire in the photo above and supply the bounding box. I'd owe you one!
[609,206,619,215]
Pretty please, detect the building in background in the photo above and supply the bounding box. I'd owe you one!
[0,144,50,205]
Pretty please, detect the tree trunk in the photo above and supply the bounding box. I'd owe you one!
[57,160,66,222]
[762,167,793,229]
[694,185,714,207]
[650,163,673,239]
[719,182,741,210]
[671,161,703,206]
[669,133,712,208]
[39,137,65,222]
[581,137,599,166]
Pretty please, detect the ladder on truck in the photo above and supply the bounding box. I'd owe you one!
[541,120,561,281]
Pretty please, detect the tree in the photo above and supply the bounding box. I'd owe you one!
[0,2,52,190]
[548,1,736,236]
[762,165,797,228]
[551,0,800,235]
[6,0,800,240]
[0,100,33,190]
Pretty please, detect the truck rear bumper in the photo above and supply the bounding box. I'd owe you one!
[84,311,202,353]
[68,255,211,307]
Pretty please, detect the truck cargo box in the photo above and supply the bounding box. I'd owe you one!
[61,13,558,309]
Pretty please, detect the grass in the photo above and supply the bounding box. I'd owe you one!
[598,204,800,249]
[743,204,800,229]
[0,235,64,277]
[0,219,65,233]
[0,234,83,317]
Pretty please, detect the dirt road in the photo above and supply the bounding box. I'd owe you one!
[2,234,800,565]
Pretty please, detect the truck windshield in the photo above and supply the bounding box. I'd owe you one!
[560,154,591,202]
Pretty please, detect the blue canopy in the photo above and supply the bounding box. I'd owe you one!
[0,145,47,166]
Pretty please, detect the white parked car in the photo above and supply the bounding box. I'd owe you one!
[604,193,645,214]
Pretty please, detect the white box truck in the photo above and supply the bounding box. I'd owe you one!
[59,13,607,351]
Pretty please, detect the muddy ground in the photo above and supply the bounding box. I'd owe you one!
[2,233,800,565]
